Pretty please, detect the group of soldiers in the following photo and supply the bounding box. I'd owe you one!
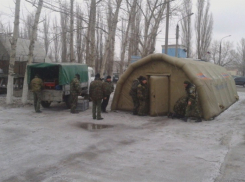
[69,73,114,119]
[88,73,114,120]
[129,76,202,122]
[30,73,114,120]
[31,73,202,122]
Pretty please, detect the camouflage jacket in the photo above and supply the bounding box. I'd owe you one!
[137,83,148,101]
[186,84,198,103]
[70,77,81,94]
[103,81,114,96]
[89,78,105,100]
[31,77,43,92]
[129,79,140,97]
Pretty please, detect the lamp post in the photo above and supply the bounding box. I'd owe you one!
[218,35,231,65]
[175,13,194,57]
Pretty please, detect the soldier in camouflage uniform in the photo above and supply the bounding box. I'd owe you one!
[101,75,114,113]
[31,74,44,113]
[172,96,188,119]
[137,77,148,116]
[89,73,106,120]
[183,81,202,122]
[129,76,143,115]
[70,74,81,114]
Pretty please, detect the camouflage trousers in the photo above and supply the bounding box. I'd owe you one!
[138,100,147,116]
[33,91,41,112]
[185,101,201,118]
[101,94,110,112]
[70,92,78,113]
[131,96,139,115]
[92,100,102,119]
[173,96,187,117]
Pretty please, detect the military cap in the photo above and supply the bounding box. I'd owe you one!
[141,76,147,81]
[95,73,100,78]
[184,81,191,84]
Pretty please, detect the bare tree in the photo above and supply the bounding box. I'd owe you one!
[95,9,105,73]
[210,40,236,66]
[127,0,141,66]
[70,0,75,62]
[85,0,97,68]
[195,0,213,60]
[22,0,44,104]
[138,0,168,57]
[180,0,192,58]
[43,14,50,56]
[100,0,123,76]
[23,12,35,39]
[6,0,21,104]
[119,0,138,76]
[76,4,85,63]
[60,2,69,62]
[236,38,245,76]
[52,17,61,62]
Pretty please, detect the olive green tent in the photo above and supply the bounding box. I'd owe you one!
[27,63,88,84]
[111,53,238,120]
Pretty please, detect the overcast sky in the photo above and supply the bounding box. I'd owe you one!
[0,0,244,54]
[156,0,245,53]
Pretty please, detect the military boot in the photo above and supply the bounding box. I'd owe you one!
[195,118,202,122]
[182,117,188,122]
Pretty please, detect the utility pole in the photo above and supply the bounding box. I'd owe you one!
[175,13,194,57]
[218,35,231,65]
[175,24,179,57]
[164,1,170,54]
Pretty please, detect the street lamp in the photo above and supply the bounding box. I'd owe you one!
[175,13,194,57]
[218,35,231,65]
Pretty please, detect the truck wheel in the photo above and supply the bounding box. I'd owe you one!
[41,101,52,108]
[65,95,72,109]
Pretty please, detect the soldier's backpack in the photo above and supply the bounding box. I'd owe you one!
[129,79,139,96]
[173,96,188,117]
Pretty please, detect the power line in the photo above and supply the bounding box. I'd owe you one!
[23,0,176,41]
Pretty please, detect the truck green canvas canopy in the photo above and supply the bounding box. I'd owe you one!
[27,63,88,84]
[111,53,239,120]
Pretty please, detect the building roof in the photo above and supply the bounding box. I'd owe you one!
[0,34,51,63]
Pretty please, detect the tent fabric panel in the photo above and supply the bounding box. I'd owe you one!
[59,64,88,85]
[27,63,88,85]
[111,53,238,120]
[149,76,169,116]
[116,60,187,112]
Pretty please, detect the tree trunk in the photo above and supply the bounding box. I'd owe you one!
[22,0,43,104]
[6,0,21,104]
[70,0,75,62]
[100,0,123,76]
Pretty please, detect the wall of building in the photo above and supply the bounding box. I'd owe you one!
[161,47,187,58]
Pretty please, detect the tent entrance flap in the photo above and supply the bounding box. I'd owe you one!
[149,75,169,116]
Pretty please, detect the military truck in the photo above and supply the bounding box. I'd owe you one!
[28,63,94,108]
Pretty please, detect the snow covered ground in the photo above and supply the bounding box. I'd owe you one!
[1,92,245,182]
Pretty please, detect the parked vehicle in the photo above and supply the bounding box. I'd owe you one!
[232,75,239,79]
[234,76,245,87]
[28,63,94,108]
[0,74,7,94]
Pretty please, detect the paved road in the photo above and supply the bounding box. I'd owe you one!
[236,85,245,93]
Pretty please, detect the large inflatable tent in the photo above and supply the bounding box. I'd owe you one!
[111,53,238,120]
